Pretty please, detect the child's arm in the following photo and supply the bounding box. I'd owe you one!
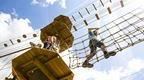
[88,28,99,36]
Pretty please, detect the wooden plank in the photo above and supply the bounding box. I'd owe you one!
[12,67,27,80]
[40,21,74,52]
[12,48,74,80]
[59,73,74,80]
[120,0,124,7]
[107,7,112,14]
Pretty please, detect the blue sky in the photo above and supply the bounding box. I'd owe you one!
[0,0,144,80]
[0,0,65,29]
[0,0,92,29]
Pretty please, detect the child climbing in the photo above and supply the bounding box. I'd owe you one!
[82,28,116,68]
[43,36,60,53]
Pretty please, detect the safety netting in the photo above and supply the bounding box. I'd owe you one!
[68,8,144,69]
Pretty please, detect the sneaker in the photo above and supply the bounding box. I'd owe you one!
[108,51,116,56]
[104,51,109,59]
[87,63,94,68]
[82,62,93,68]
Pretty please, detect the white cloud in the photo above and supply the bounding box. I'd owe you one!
[31,0,67,8]
[60,47,144,80]
[31,0,39,4]
[0,11,35,79]
[45,0,58,5]
[71,58,144,80]
[0,12,34,41]
[58,0,66,8]
[123,59,144,76]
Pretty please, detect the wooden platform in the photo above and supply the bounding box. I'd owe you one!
[40,15,74,53]
[12,48,74,80]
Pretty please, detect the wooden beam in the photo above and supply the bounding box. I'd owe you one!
[12,67,27,80]
[59,73,74,80]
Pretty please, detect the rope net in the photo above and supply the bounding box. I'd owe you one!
[0,0,126,70]
[69,8,144,69]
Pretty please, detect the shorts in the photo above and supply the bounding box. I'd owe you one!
[43,42,52,49]
[89,39,104,49]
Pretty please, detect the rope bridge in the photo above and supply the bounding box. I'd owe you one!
[0,0,144,79]
[69,8,144,69]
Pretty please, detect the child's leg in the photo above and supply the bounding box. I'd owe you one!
[97,41,109,59]
[86,39,97,62]
[85,47,97,63]
[43,42,48,48]
[82,39,97,67]
[100,44,108,53]
[98,41,116,58]
[82,48,96,68]
[96,41,107,53]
